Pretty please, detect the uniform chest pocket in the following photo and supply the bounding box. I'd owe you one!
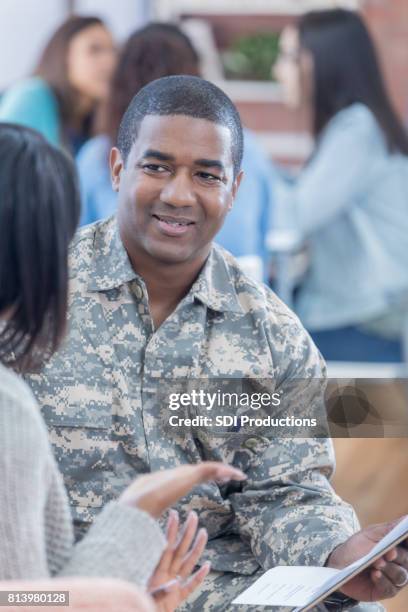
[40,377,113,510]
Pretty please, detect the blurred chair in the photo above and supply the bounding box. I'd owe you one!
[266,227,308,308]
[236,255,264,283]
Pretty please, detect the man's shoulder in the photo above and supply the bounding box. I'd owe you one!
[211,245,324,377]
[213,244,301,328]
[69,216,113,276]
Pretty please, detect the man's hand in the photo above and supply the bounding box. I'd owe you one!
[148,509,210,612]
[118,461,246,518]
[326,518,408,601]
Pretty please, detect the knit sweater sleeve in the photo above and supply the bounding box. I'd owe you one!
[0,370,166,585]
[0,389,50,580]
[46,456,166,585]
[58,501,166,586]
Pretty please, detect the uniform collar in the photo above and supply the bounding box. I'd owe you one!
[87,217,244,315]
[87,216,137,291]
[191,246,244,315]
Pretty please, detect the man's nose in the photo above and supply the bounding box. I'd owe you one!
[160,171,196,207]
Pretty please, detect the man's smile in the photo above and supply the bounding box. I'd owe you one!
[152,213,196,237]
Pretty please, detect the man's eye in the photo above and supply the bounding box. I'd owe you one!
[143,164,168,173]
[197,172,221,182]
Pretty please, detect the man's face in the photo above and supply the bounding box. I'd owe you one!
[111,114,242,266]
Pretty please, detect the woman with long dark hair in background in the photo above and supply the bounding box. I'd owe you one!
[273,8,408,362]
[0,16,116,155]
[0,123,245,609]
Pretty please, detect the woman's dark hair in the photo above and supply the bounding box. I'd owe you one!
[101,22,200,143]
[298,9,408,154]
[0,124,80,371]
[35,15,105,135]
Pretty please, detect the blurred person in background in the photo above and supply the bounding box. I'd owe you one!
[0,16,116,156]
[0,123,249,609]
[78,22,275,281]
[273,9,408,362]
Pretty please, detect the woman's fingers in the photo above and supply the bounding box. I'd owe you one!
[172,511,199,568]
[195,462,246,484]
[158,463,245,509]
[153,510,180,574]
[179,562,211,601]
[179,528,208,578]
[120,461,246,518]
[166,509,180,547]
[156,511,199,576]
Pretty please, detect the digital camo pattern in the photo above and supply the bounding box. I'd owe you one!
[26,216,379,608]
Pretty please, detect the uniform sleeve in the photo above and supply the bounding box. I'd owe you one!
[274,105,381,237]
[0,79,60,145]
[229,314,360,569]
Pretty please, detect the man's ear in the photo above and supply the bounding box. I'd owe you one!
[110,147,124,192]
[229,170,244,209]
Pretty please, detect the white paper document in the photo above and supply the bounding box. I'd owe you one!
[232,566,339,607]
[233,516,408,610]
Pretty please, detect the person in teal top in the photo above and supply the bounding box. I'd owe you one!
[272,9,408,362]
[77,23,276,280]
[0,78,60,145]
[0,15,116,155]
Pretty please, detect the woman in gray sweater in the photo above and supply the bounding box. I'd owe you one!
[0,124,245,607]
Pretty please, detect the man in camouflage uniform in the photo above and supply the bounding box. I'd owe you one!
[27,76,407,610]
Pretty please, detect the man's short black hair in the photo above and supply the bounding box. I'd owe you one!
[117,75,243,178]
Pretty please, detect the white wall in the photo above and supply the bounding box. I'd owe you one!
[154,0,361,19]
[75,0,150,41]
[0,0,150,91]
[0,0,67,89]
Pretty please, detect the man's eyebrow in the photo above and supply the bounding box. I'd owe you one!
[141,149,175,162]
[194,158,225,172]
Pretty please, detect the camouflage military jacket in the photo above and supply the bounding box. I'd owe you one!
[27,216,359,576]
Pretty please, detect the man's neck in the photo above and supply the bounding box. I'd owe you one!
[125,247,211,329]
